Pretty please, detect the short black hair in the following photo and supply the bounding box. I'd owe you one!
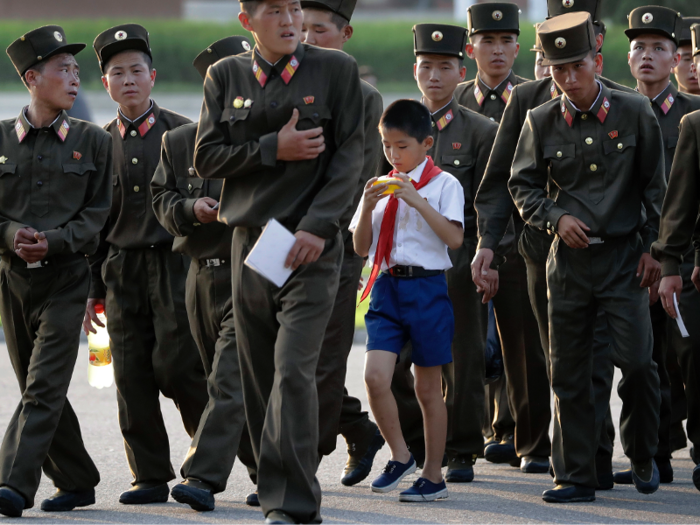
[104,50,153,74]
[240,1,263,15]
[380,99,432,142]
[304,7,348,31]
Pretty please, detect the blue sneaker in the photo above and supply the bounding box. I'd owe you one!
[399,477,449,502]
[370,456,417,493]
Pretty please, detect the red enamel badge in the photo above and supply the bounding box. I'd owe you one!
[304,96,315,105]
[608,130,618,139]
[452,143,462,150]
[73,151,82,160]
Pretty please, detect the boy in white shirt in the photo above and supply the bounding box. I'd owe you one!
[350,100,465,502]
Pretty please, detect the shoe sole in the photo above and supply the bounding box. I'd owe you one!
[0,496,22,518]
[371,463,417,493]
[542,495,595,503]
[399,488,449,502]
[41,497,95,512]
[484,452,518,464]
[633,478,660,495]
[521,465,550,474]
[119,492,170,505]
[445,471,474,483]
[171,488,214,512]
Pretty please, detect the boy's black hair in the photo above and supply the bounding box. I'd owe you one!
[379,99,432,142]
[104,50,153,74]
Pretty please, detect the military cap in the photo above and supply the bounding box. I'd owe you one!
[193,36,252,80]
[539,11,596,66]
[625,6,682,47]
[93,24,152,73]
[680,17,700,47]
[693,23,700,57]
[300,0,357,21]
[414,24,468,60]
[531,23,543,52]
[547,0,601,23]
[6,25,85,78]
[467,3,521,37]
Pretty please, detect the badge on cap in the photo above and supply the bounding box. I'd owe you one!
[54,31,63,42]
[642,13,654,24]
[242,41,251,51]
[234,96,244,109]
[115,30,128,41]
[555,37,567,49]
[432,31,443,42]
[562,0,574,7]
[492,10,503,21]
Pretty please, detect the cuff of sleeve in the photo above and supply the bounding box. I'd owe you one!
[259,132,278,167]
[3,222,29,251]
[43,229,65,257]
[296,216,338,239]
[661,258,682,278]
[182,198,199,225]
[477,235,500,252]
[490,254,506,270]
[89,280,107,299]
[546,208,569,233]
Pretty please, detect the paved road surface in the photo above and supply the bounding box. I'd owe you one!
[0,339,698,524]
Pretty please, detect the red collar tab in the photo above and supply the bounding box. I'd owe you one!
[138,113,157,137]
[596,98,610,124]
[436,110,454,131]
[253,60,268,88]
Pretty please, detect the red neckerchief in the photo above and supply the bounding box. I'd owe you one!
[360,156,443,303]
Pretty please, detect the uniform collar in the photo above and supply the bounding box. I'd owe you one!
[474,70,516,106]
[548,78,561,99]
[650,82,677,115]
[560,81,610,128]
[116,100,160,140]
[251,42,305,88]
[15,107,70,144]
[429,97,458,131]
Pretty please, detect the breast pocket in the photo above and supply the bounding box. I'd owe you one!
[603,135,636,156]
[63,162,96,176]
[441,153,475,193]
[176,178,204,197]
[543,144,576,186]
[0,163,21,210]
[62,162,96,203]
[296,105,332,131]
[221,108,250,126]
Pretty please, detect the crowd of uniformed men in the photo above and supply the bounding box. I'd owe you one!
[0,0,699,521]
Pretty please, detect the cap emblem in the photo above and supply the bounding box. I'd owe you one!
[555,37,567,49]
[115,30,128,41]
[207,48,213,54]
[242,41,251,51]
[642,13,653,24]
[563,0,574,7]
[492,10,503,21]
[432,31,443,42]
[54,31,63,43]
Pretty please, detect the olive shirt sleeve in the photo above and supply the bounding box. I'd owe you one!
[151,131,198,238]
[44,132,113,257]
[652,114,700,276]
[0,219,29,254]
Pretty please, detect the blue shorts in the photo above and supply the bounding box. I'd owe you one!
[365,272,454,368]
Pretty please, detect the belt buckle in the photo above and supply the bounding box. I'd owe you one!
[205,259,221,267]
[26,261,42,269]
[588,237,604,245]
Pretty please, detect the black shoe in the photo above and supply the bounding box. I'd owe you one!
[41,489,95,511]
[542,484,595,503]
[632,459,660,495]
[445,457,475,483]
[597,470,614,490]
[484,434,517,465]
[520,456,550,474]
[119,483,170,505]
[693,464,700,492]
[656,458,673,483]
[341,429,385,487]
[171,481,214,512]
[265,510,297,524]
[246,491,260,507]
[480,438,496,459]
[613,469,633,485]
[0,487,25,518]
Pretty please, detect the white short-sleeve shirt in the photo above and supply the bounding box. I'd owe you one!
[349,158,465,271]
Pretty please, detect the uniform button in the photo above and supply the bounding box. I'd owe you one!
[454,159,461,166]
[581,114,588,120]
[36,181,43,187]
[270,101,278,108]
[556,151,563,158]
[617,143,623,150]
[134,185,140,192]
[490,94,497,100]
[188,167,195,176]
[37,155,42,161]
[490,117,495,121]
[590,164,598,172]
[132,158,138,165]
[188,184,193,191]
[313,113,319,119]
[585,137,593,145]
[130,130,137,137]
[547,222,552,229]
[397,243,402,248]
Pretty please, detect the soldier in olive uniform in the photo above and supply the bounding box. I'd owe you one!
[674,17,700,96]
[509,12,665,502]
[194,1,364,523]
[532,24,551,81]
[300,0,386,487]
[151,36,258,512]
[85,25,208,505]
[410,23,499,482]
[653,22,700,493]
[612,6,700,486]
[471,0,637,487]
[0,26,111,517]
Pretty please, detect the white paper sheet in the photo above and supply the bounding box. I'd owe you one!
[244,219,297,288]
[673,293,690,338]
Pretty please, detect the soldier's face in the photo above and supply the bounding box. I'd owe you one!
[534,52,551,80]
[673,45,699,94]
[301,8,352,51]
[466,32,520,76]
[380,127,433,175]
[240,0,303,61]
[26,53,80,111]
[414,55,466,103]
[551,54,600,107]
[628,35,680,85]
[102,51,156,109]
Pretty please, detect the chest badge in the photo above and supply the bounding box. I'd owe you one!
[452,143,462,150]
[304,96,315,105]
[608,130,618,139]
[73,151,82,161]
[234,96,244,109]
[244,99,253,108]
[0,156,7,164]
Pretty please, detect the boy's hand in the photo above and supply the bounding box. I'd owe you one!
[637,253,661,288]
[392,174,423,209]
[361,177,390,214]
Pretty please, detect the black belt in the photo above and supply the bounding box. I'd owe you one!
[195,257,228,268]
[386,265,444,278]
[1,252,86,270]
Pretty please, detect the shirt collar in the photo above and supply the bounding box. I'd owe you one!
[427,97,458,131]
[474,70,516,106]
[402,158,429,183]
[251,42,306,88]
[561,81,610,127]
[15,107,70,144]
[116,100,160,140]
